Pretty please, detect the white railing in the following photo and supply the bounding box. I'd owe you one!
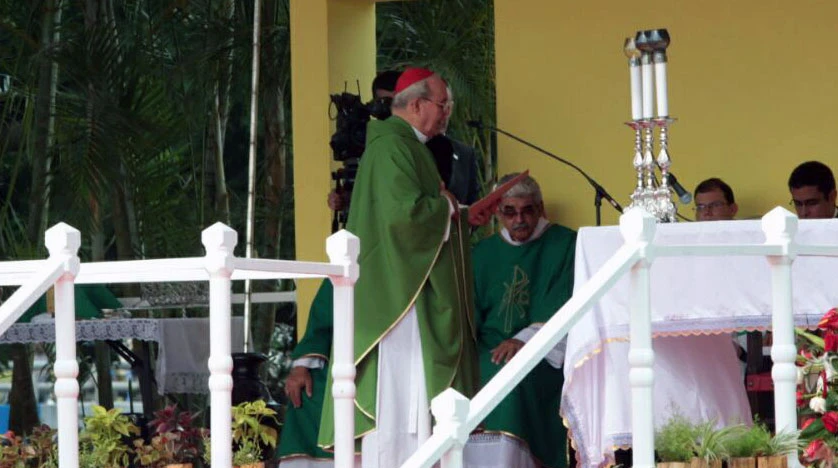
[396,206,820,468]
[0,222,359,468]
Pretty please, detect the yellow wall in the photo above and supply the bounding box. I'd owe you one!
[290,0,377,338]
[495,1,838,229]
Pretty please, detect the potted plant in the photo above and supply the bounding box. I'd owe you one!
[232,400,279,468]
[691,420,736,468]
[655,414,697,468]
[720,423,764,468]
[755,429,800,468]
[80,405,141,468]
[202,400,279,468]
[0,430,30,468]
[26,425,58,468]
[134,405,207,468]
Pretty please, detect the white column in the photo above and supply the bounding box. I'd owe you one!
[761,208,800,468]
[620,210,657,468]
[203,222,238,468]
[432,389,470,468]
[45,223,81,468]
[326,229,360,468]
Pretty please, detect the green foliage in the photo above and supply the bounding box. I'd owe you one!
[693,420,735,461]
[721,424,766,459]
[232,399,279,454]
[80,405,140,468]
[655,414,697,462]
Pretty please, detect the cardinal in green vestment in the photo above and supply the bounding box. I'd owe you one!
[317,68,479,466]
[470,173,576,468]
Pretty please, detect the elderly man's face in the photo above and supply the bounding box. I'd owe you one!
[791,185,837,219]
[413,75,451,138]
[694,189,737,221]
[498,196,543,243]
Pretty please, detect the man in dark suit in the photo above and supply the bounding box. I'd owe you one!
[425,85,482,205]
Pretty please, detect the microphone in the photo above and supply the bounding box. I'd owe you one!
[666,172,693,205]
[468,120,623,223]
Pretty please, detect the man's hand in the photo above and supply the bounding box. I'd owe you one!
[285,366,313,408]
[327,190,347,212]
[490,338,525,365]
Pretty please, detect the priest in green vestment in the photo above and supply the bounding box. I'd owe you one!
[317,68,479,467]
[468,173,576,468]
[277,280,346,466]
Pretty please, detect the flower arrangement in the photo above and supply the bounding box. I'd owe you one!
[797,307,838,467]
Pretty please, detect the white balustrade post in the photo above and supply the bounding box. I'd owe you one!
[202,222,238,468]
[45,223,81,468]
[431,388,470,468]
[761,208,799,467]
[326,230,360,468]
[620,209,657,468]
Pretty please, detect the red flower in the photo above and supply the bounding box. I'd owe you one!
[803,417,818,429]
[805,439,827,461]
[819,308,838,331]
[823,412,838,433]
[826,332,838,353]
[798,390,806,408]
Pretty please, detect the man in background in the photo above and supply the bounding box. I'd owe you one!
[693,177,738,221]
[788,161,837,219]
[467,173,576,468]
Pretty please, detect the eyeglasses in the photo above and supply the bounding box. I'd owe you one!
[694,201,728,212]
[499,205,538,218]
[790,198,827,209]
[421,97,453,112]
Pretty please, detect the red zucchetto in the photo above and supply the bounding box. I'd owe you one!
[394,67,435,94]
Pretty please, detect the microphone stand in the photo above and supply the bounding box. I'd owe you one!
[472,122,623,226]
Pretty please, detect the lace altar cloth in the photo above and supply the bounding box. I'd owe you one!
[0,317,243,394]
[563,218,838,468]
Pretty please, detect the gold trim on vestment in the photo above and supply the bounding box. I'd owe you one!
[352,202,449,368]
[456,214,477,340]
[278,452,360,461]
[295,353,329,362]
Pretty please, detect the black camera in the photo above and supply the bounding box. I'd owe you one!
[329,93,392,161]
[328,91,393,231]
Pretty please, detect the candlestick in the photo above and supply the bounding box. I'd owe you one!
[624,37,643,121]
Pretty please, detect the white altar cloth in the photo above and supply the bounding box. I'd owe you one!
[563,218,838,468]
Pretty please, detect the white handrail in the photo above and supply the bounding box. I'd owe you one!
[0,222,359,468]
[400,207,825,468]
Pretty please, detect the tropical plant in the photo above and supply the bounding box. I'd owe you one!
[231,399,279,465]
[721,423,767,459]
[133,404,207,467]
[655,413,697,463]
[79,405,140,468]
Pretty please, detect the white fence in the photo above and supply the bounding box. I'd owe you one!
[0,222,359,468]
[392,207,824,468]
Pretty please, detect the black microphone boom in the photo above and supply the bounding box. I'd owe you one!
[666,172,693,205]
[468,120,623,225]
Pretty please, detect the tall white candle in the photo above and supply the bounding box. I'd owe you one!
[641,54,654,119]
[654,59,668,117]
[630,63,642,121]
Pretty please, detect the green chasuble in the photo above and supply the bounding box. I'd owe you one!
[472,224,576,468]
[277,280,336,461]
[318,116,478,449]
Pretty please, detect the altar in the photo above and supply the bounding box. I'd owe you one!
[562,218,838,468]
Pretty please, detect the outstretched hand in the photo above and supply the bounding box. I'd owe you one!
[285,366,313,408]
